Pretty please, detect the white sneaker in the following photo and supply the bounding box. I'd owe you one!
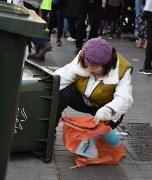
[86,25,91,32]
[138,68,152,75]
[67,37,76,42]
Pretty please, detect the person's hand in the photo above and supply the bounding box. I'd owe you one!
[94,106,112,125]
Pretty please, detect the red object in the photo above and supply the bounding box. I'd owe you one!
[60,116,126,167]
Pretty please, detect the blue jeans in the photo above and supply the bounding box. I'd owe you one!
[135,0,142,25]
[63,18,68,32]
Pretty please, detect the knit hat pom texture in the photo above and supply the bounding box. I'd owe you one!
[82,38,112,66]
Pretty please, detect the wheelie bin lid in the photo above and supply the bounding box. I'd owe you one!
[0,1,49,39]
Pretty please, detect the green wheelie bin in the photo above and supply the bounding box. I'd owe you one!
[0,1,48,179]
[12,60,60,162]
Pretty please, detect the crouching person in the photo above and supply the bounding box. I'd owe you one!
[55,37,133,127]
[55,38,133,166]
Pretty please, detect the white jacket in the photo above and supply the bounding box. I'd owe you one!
[55,52,133,116]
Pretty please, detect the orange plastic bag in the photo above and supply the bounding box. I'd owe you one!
[60,116,126,167]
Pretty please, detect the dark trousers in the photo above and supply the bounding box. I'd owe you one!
[76,1,102,49]
[56,83,123,129]
[144,11,152,70]
[67,17,77,39]
[56,83,98,126]
[57,10,64,40]
[41,10,50,23]
[48,3,58,37]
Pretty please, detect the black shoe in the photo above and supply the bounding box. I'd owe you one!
[74,48,81,55]
[138,68,152,75]
[56,39,62,46]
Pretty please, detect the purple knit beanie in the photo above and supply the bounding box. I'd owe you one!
[82,38,112,66]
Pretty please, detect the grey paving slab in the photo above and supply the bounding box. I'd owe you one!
[128,178,145,180]
[53,151,74,157]
[137,164,152,171]
[54,156,75,162]
[59,175,95,180]
[54,145,67,151]
[39,175,58,180]
[5,174,20,180]
[6,153,58,180]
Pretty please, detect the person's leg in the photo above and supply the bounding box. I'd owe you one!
[48,3,58,40]
[56,10,64,46]
[143,39,147,49]
[76,2,88,52]
[99,19,106,36]
[41,9,49,23]
[56,83,124,129]
[63,18,68,32]
[127,9,135,37]
[136,38,142,48]
[109,20,116,38]
[135,0,142,25]
[138,11,152,74]
[144,16,152,70]
[67,17,77,39]
[63,18,70,38]
[88,2,102,39]
[56,83,97,126]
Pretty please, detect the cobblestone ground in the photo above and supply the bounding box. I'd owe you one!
[6,35,152,180]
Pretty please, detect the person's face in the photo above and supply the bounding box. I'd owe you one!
[84,59,104,76]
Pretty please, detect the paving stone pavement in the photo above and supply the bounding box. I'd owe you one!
[6,152,59,180]
[6,35,152,180]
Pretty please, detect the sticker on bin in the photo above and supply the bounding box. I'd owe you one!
[14,108,27,133]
